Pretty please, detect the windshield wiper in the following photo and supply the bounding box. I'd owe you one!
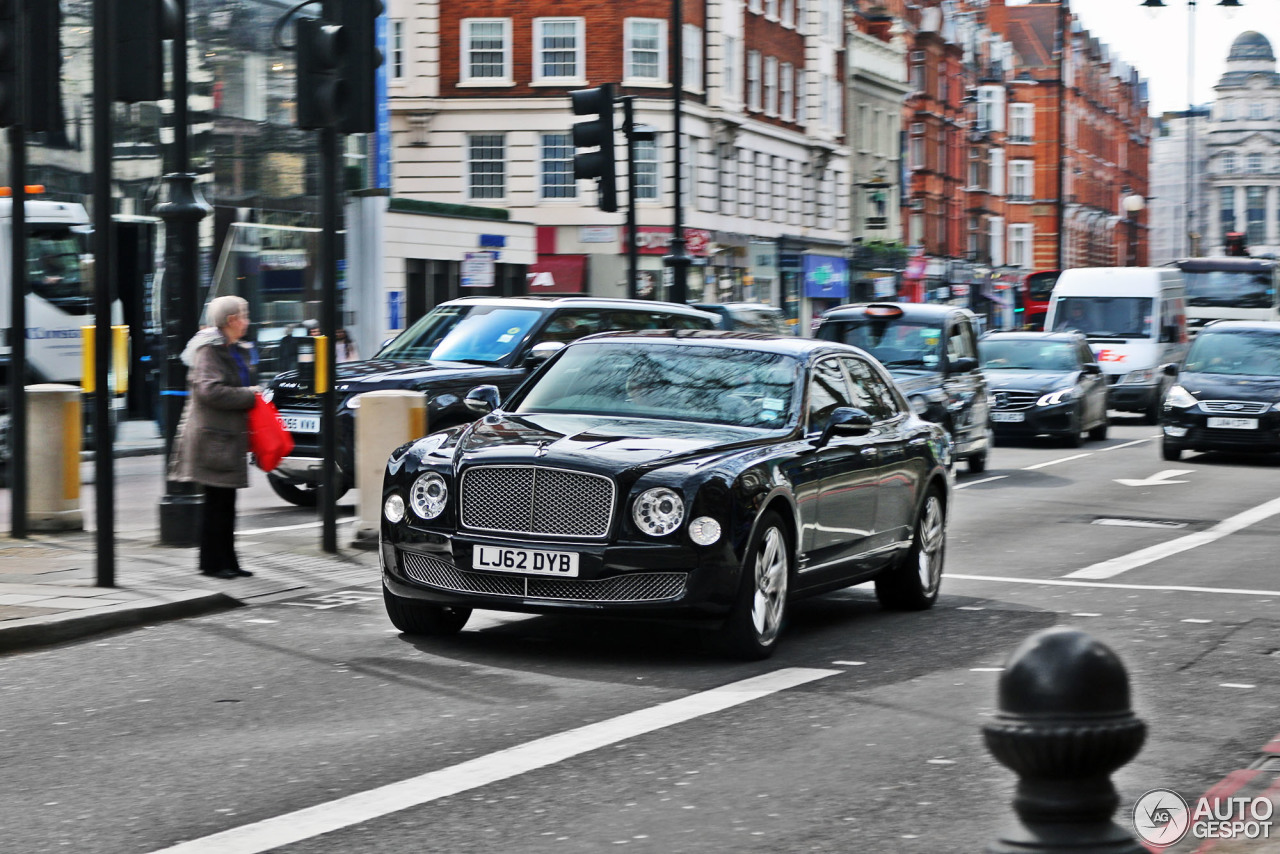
[882,358,927,368]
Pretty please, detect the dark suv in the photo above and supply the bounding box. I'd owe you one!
[263,296,717,505]
[815,302,992,472]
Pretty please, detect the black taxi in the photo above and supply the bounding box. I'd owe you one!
[815,303,992,472]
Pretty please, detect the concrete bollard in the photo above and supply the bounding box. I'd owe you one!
[351,390,426,549]
[25,384,84,532]
[984,627,1148,854]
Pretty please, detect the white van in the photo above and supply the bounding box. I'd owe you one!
[1044,267,1188,423]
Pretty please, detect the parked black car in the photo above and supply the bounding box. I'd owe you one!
[814,303,993,472]
[980,331,1109,446]
[264,297,717,505]
[1159,321,1280,461]
[379,331,952,659]
[692,302,791,334]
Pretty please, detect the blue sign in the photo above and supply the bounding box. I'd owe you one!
[388,290,404,331]
[374,13,391,190]
[479,234,506,248]
[803,254,849,299]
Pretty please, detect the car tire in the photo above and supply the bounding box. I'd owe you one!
[718,511,790,661]
[1143,384,1165,425]
[382,585,472,636]
[966,450,988,474]
[1088,417,1109,441]
[1161,440,1183,462]
[875,488,946,611]
[267,473,347,507]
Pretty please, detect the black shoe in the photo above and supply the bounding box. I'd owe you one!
[200,569,238,580]
[233,568,254,577]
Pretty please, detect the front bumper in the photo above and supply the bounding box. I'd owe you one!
[1162,408,1280,453]
[1107,382,1159,412]
[381,527,742,621]
[991,403,1076,438]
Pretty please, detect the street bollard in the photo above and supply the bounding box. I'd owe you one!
[25,384,84,532]
[983,627,1148,854]
[351,390,427,549]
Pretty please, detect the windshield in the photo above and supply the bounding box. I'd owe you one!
[981,339,1078,371]
[1051,297,1153,338]
[1181,271,1276,309]
[28,229,90,314]
[377,305,545,364]
[1184,330,1280,376]
[515,343,800,429]
[821,318,943,370]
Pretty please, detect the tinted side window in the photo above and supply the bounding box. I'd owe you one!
[841,357,901,420]
[807,358,854,432]
[621,311,715,331]
[947,319,976,361]
[534,309,606,345]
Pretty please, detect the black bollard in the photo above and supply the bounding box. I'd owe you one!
[983,628,1148,854]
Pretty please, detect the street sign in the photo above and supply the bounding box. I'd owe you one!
[461,251,495,288]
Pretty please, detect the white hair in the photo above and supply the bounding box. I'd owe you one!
[206,295,249,330]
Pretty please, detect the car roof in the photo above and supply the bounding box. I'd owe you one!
[982,330,1085,342]
[570,328,856,358]
[440,295,716,319]
[693,302,784,313]
[819,301,976,321]
[1199,320,1280,333]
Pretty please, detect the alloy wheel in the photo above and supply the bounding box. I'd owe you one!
[915,495,945,594]
[751,527,788,644]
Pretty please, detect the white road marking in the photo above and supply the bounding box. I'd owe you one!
[832,660,866,666]
[1021,453,1092,470]
[239,519,358,535]
[948,573,1280,598]
[1091,518,1188,529]
[146,667,840,854]
[969,667,1003,672]
[954,475,1008,489]
[1070,612,1102,617]
[1064,495,1280,580]
[1220,683,1256,689]
[1182,618,1213,624]
[1098,437,1156,452]
[1114,469,1193,487]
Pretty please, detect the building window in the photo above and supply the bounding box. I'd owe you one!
[1247,186,1266,244]
[722,35,738,102]
[764,56,778,116]
[683,24,703,91]
[749,0,762,14]
[766,0,778,18]
[625,19,666,82]
[533,18,584,82]
[747,50,761,112]
[390,19,407,81]
[976,85,1005,132]
[1010,103,1033,142]
[1222,152,1236,175]
[989,216,1005,267]
[1009,159,1033,200]
[909,135,924,170]
[1247,152,1263,174]
[1220,186,1235,233]
[937,62,948,102]
[468,134,505,200]
[781,63,794,122]
[540,133,575,199]
[1220,101,1235,121]
[635,139,660,200]
[1249,102,1266,120]
[461,18,510,82]
[782,0,795,27]
[910,62,924,93]
[1009,224,1033,268]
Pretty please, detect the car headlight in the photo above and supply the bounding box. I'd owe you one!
[1272,401,1280,412]
[688,516,722,546]
[1164,384,1198,409]
[1036,387,1074,406]
[1120,368,1156,385]
[260,386,275,404]
[633,487,684,537]
[409,472,448,519]
[383,493,405,523]
[346,393,363,409]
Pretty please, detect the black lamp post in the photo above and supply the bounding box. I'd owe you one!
[664,0,692,303]
[156,0,212,546]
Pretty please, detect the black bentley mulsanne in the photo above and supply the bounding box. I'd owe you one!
[379,331,953,659]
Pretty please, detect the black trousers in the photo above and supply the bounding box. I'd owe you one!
[199,485,241,574]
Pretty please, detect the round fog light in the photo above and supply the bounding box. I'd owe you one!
[1163,425,1188,438]
[688,516,722,546]
[383,493,405,523]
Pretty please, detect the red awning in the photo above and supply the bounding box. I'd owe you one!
[527,255,587,293]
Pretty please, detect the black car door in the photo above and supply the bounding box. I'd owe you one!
[842,355,918,552]
[1078,339,1107,426]
[942,316,987,449]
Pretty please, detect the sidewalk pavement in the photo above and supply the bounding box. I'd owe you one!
[2,419,379,655]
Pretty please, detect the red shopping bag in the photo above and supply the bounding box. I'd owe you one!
[248,394,294,472]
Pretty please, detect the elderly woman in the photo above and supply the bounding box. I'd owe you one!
[169,295,260,579]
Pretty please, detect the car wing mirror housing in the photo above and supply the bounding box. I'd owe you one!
[816,407,875,446]
[526,341,565,367]
[465,385,502,415]
[949,356,979,374]
[1083,362,1102,375]
[1162,362,1179,377]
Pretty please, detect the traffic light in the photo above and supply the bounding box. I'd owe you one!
[112,0,175,103]
[0,0,17,127]
[335,0,382,134]
[296,16,347,129]
[571,84,618,213]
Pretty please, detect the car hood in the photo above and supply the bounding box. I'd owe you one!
[271,359,504,394]
[1179,372,1280,403]
[888,370,944,394]
[454,412,779,473]
[985,370,1075,393]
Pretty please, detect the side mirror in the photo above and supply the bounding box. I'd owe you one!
[464,385,501,415]
[816,407,875,447]
[1162,362,1179,378]
[525,341,565,367]
[1082,362,1102,375]
[948,356,979,374]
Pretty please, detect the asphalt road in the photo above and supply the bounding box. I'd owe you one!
[2,417,1278,853]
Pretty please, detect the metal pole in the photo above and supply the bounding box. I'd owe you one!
[320,125,339,553]
[92,0,116,586]
[1054,0,1067,269]
[1185,0,1197,257]
[8,126,26,539]
[156,0,209,547]
[625,96,639,300]
[665,0,691,303]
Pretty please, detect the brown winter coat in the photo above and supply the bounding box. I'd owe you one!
[168,333,256,489]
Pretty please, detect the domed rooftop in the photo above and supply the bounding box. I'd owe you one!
[1228,31,1275,63]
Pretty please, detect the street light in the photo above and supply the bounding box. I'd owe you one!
[1123,193,1146,266]
[1141,0,1244,257]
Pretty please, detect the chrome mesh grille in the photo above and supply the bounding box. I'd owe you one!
[1200,400,1271,415]
[460,466,614,538]
[401,551,686,603]
[991,390,1040,411]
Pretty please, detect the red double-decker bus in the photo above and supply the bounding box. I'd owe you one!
[1019,270,1061,330]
